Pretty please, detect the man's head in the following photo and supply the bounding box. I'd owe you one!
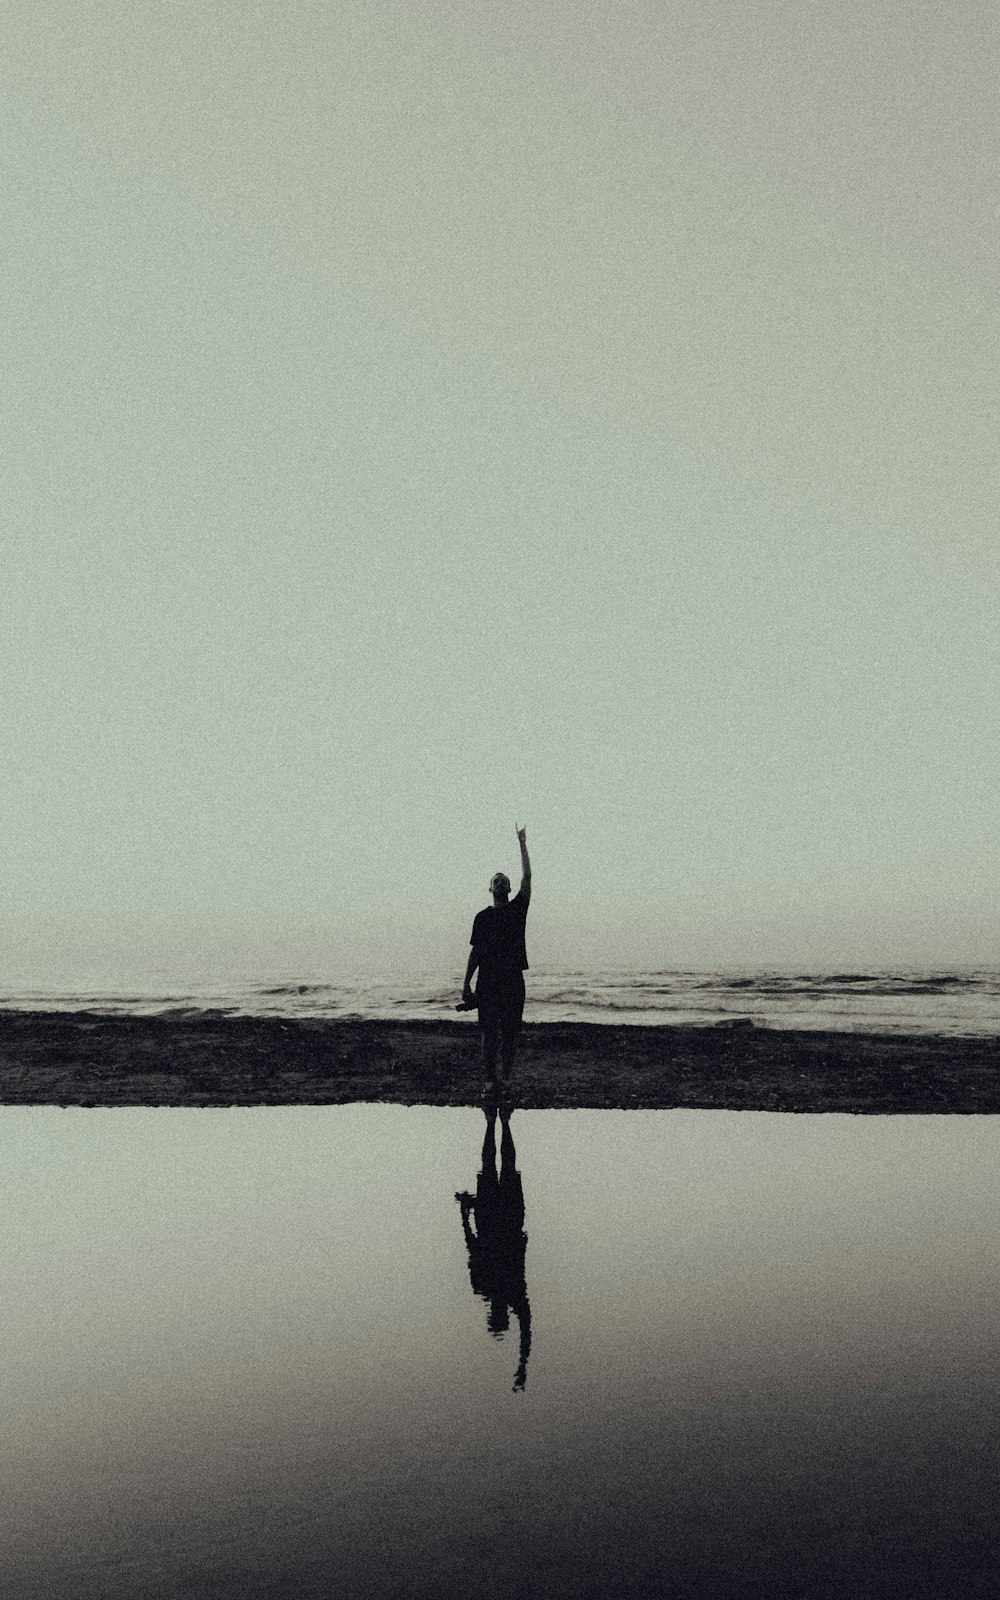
[489,872,511,903]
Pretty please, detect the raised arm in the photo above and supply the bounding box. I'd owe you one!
[512,1294,531,1392]
[516,823,531,905]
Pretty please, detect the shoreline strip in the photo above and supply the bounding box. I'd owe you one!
[0,1012,996,1113]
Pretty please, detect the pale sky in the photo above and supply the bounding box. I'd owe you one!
[2,1,997,978]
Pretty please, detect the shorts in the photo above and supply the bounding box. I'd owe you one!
[476,974,526,1040]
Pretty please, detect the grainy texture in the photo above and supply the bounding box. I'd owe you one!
[0,1012,996,1112]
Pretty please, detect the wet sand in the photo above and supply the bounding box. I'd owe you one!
[0,1011,996,1112]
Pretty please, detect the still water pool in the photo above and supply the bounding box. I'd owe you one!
[1,1105,998,1598]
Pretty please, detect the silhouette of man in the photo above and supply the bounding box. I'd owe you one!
[456,1100,531,1392]
[463,824,531,1086]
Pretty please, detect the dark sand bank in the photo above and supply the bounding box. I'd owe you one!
[0,1011,997,1112]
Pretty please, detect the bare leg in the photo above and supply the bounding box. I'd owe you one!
[499,1025,519,1084]
[481,1104,498,1172]
[481,1025,499,1083]
[499,1108,515,1166]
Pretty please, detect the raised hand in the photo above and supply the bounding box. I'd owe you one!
[516,823,531,898]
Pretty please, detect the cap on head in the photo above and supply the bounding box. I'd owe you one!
[490,872,511,898]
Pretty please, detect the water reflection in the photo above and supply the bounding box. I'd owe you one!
[456,1097,532,1391]
[8,1107,1000,1597]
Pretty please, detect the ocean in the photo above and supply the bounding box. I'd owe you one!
[1,968,998,1037]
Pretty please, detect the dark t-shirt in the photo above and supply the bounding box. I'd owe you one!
[471,891,529,985]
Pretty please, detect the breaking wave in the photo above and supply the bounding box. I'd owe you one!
[1,969,998,1037]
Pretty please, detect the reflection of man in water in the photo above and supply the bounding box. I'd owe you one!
[463,824,531,1086]
[456,1100,532,1392]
